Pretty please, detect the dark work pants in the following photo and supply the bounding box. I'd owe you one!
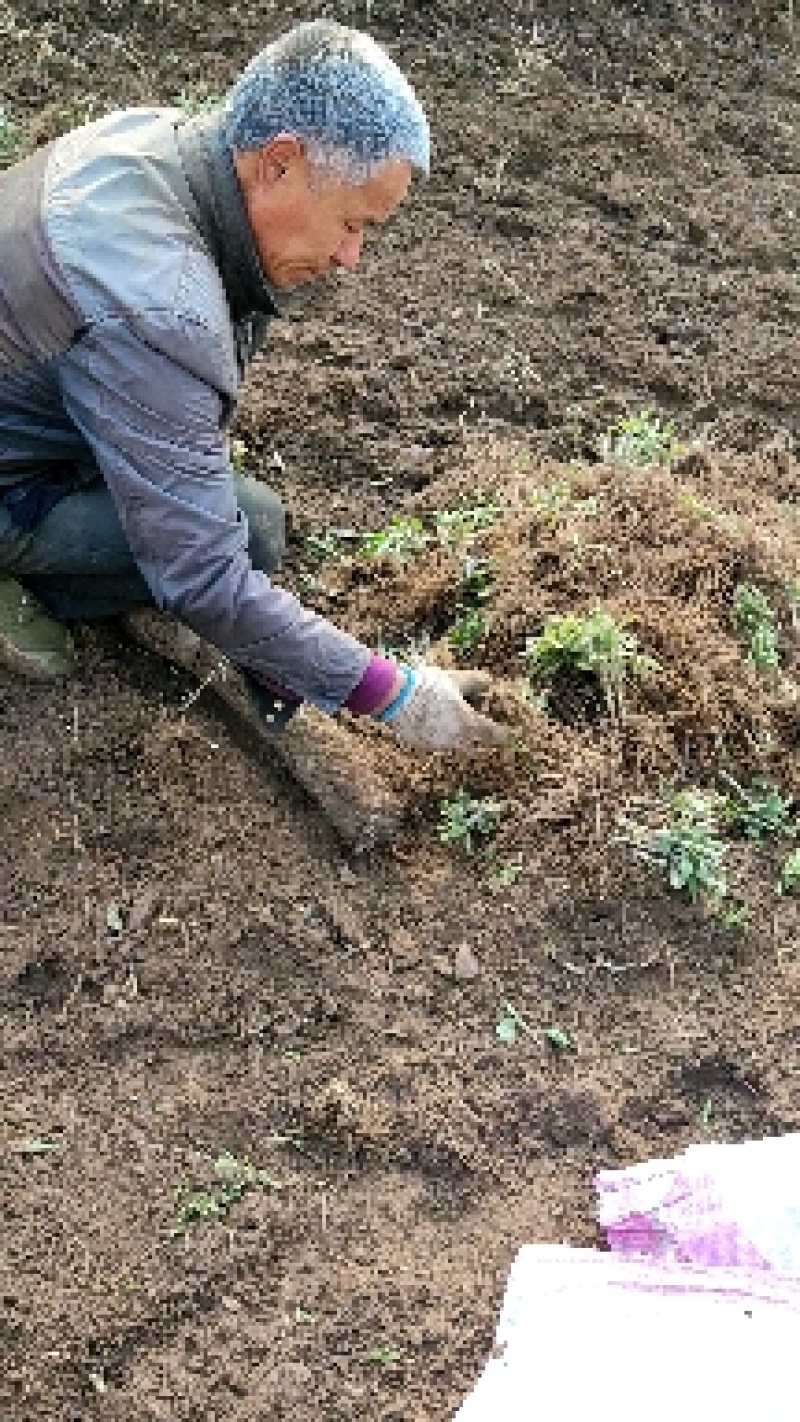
[0,471,286,621]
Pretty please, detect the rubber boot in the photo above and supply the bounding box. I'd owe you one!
[0,576,75,680]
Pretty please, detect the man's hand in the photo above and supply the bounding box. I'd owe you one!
[380,666,510,751]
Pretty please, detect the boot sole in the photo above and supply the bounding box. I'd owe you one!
[0,637,75,681]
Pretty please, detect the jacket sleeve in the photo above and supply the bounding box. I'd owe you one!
[56,317,372,713]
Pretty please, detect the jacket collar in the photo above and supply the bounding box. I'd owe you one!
[175,111,281,328]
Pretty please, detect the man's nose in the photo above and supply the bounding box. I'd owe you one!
[332,230,364,269]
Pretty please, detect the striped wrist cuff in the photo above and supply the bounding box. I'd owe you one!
[376,667,417,723]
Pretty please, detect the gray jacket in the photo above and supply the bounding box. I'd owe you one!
[0,108,370,712]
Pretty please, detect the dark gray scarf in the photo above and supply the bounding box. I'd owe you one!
[175,112,280,362]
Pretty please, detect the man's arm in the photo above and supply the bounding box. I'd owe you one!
[56,318,372,713]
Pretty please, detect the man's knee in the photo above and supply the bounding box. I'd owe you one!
[236,476,286,574]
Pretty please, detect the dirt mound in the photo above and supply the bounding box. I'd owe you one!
[309,439,800,789]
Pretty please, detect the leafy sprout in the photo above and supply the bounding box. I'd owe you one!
[229,437,249,473]
[439,790,505,853]
[733,584,780,672]
[528,479,600,522]
[173,89,225,116]
[680,493,740,537]
[361,516,430,561]
[495,1003,531,1045]
[435,494,501,550]
[52,98,107,135]
[488,854,524,887]
[305,532,342,565]
[601,410,681,467]
[445,557,495,660]
[459,555,495,605]
[718,902,749,931]
[367,1347,403,1367]
[525,609,659,723]
[495,1004,572,1049]
[720,775,795,842]
[446,556,495,654]
[170,1151,279,1236]
[543,1026,573,1051]
[639,796,727,903]
[448,609,486,657]
[779,849,800,895]
[0,107,21,168]
[375,630,431,664]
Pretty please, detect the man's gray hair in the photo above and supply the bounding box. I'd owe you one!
[223,19,430,186]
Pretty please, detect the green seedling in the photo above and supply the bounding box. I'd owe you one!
[496,1005,572,1050]
[515,679,550,712]
[173,89,224,116]
[170,1150,278,1236]
[448,608,486,657]
[439,790,505,853]
[12,1138,62,1156]
[368,1347,403,1367]
[733,584,780,671]
[489,854,524,887]
[171,1190,224,1232]
[53,99,106,135]
[720,775,795,842]
[529,479,572,519]
[646,808,727,903]
[459,555,495,605]
[105,902,124,934]
[361,516,430,561]
[601,409,681,467]
[529,479,600,522]
[296,572,329,598]
[305,532,342,564]
[679,493,740,538]
[543,1026,573,1051]
[375,630,431,664]
[666,787,725,820]
[779,849,800,894]
[294,1308,316,1325]
[0,107,21,168]
[700,1098,714,1127]
[718,901,749,931]
[435,494,501,550]
[495,1003,533,1045]
[228,437,249,473]
[680,493,719,522]
[525,609,659,723]
[447,557,495,658]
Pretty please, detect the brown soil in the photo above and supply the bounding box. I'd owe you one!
[2,4,799,1419]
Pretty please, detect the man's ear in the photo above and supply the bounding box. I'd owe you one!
[257,133,306,185]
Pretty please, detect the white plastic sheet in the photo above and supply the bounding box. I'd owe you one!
[595,1133,800,1273]
[453,1245,800,1422]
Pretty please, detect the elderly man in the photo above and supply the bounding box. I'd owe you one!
[0,20,506,765]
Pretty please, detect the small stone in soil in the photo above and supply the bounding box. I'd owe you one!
[454,943,480,981]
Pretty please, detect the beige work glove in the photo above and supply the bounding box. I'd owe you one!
[380,666,510,751]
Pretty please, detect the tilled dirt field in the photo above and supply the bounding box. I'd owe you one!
[2,3,799,1419]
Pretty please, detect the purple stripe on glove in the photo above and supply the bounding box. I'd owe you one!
[344,653,400,716]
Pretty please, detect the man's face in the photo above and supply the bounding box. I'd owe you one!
[234,138,413,290]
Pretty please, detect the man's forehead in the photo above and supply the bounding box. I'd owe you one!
[346,158,412,221]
